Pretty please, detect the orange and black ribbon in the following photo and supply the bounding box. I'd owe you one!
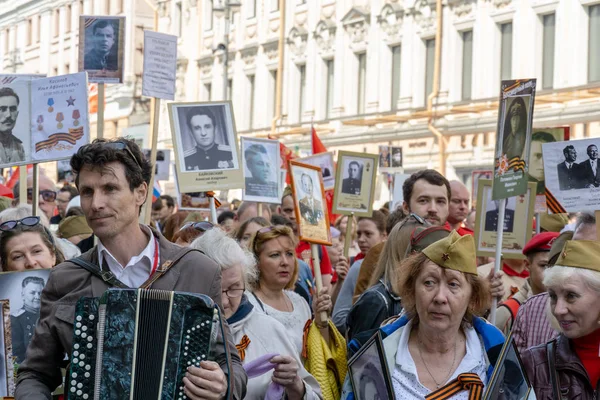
[425,373,484,400]
[301,319,312,359]
[545,189,567,214]
[206,191,222,208]
[35,127,84,152]
[235,335,251,362]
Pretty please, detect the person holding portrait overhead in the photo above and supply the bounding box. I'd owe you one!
[341,161,362,195]
[502,97,528,161]
[574,144,600,188]
[485,198,515,233]
[0,87,25,164]
[298,173,323,226]
[557,145,578,190]
[84,20,118,71]
[184,108,234,171]
[245,144,277,198]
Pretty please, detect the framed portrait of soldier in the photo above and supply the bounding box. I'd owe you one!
[541,137,600,213]
[348,331,394,400]
[289,160,331,246]
[492,79,536,200]
[78,16,126,84]
[241,137,280,204]
[0,270,50,366]
[169,101,242,192]
[474,179,535,260]
[0,80,31,169]
[297,152,335,190]
[332,151,378,217]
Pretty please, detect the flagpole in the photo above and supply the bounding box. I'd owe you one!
[489,200,506,325]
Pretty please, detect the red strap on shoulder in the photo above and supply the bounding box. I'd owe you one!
[500,298,521,322]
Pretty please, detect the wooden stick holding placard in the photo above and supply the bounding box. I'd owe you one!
[343,212,354,258]
[18,166,27,205]
[143,97,161,225]
[31,164,40,217]
[97,83,105,139]
[595,211,600,240]
[257,202,263,219]
[488,199,506,325]
[311,243,328,323]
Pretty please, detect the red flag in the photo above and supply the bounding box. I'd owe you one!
[311,126,327,154]
[6,165,33,190]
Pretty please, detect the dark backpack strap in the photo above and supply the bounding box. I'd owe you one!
[546,340,561,400]
[69,256,129,288]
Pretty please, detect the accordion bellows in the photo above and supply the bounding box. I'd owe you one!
[67,288,219,400]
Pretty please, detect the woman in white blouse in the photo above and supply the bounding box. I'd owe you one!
[190,228,322,400]
[247,225,331,355]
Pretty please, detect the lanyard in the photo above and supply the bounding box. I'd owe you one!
[149,236,160,277]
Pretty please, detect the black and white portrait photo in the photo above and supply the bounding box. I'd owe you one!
[501,96,530,161]
[484,197,516,233]
[391,147,402,168]
[0,270,50,365]
[0,82,30,167]
[556,145,578,190]
[79,16,125,83]
[297,152,335,190]
[341,160,363,195]
[241,137,280,203]
[56,159,74,183]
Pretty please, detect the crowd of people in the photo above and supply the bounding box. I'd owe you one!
[0,138,597,399]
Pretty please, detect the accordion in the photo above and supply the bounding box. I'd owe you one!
[67,288,219,400]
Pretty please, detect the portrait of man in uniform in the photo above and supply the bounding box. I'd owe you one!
[485,198,515,233]
[244,143,277,198]
[83,19,119,71]
[11,276,45,364]
[0,87,25,164]
[557,145,578,191]
[528,131,557,194]
[298,173,324,226]
[183,107,234,171]
[341,161,362,195]
[502,96,528,161]
[574,144,600,188]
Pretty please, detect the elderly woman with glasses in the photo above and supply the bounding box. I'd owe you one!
[247,225,331,355]
[190,228,322,400]
[0,216,64,271]
[342,232,506,400]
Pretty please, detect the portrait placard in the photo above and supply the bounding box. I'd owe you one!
[348,331,395,400]
[332,151,378,217]
[0,74,45,84]
[0,80,31,169]
[474,180,535,260]
[0,270,50,366]
[542,137,600,213]
[78,16,126,84]
[471,170,493,207]
[169,101,242,192]
[142,31,177,100]
[378,146,402,170]
[0,301,13,397]
[30,73,90,163]
[483,333,531,400]
[289,160,331,245]
[143,149,171,181]
[391,173,410,211]
[297,152,335,190]
[241,137,280,204]
[492,79,536,200]
[56,159,74,184]
[529,127,569,212]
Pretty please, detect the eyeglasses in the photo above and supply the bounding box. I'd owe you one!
[27,189,57,203]
[180,221,214,232]
[221,288,244,299]
[104,141,142,169]
[0,216,41,232]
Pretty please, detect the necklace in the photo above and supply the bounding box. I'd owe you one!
[257,289,292,312]
[418,338,457,389]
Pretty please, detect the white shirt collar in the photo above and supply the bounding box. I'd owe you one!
[97,225,156,276]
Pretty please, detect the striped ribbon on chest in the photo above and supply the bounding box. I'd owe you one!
[236,335,251,362]
[425,373,484,400]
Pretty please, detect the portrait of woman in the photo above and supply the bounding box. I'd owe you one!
[502,96,529,161]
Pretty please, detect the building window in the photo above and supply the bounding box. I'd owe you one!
[227,78,233,100]
[66,5,72,32]
[53,66,59,76]
[462,30,473,101]
[37,15,41,42]
[542,13,555,89]
[204,83,212,101]
[425,39,435,100]
[391,45,401,110]
[4,29,9,51]
[53,9,60,37]
[271,70,277,119]
[204,1,213,30]
[325,59,334,119]
[174,2,183,37]
[272,0,279,12]
[589,5,600,82]
[298,64,306,121]
[114,0,123,14]
[248,0,256,18]
[65,63,70,73]
[357,53,366,114]
[248,75,255,129]
[79,0,84,13]
[27,18,33,46]
[500,22,513,81]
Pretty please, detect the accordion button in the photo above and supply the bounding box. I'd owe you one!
[73,351,79,357]
[89,315,95,320]
[79,361,85,367]
[76,316,82,321]
[85,365,91,370]
[83,395,89,399]
[71,380,76,386]
[82,326,88,332]
[88,337,93,342]
[76,323,82,328]
[75,330,81,336]
[74,344,80,350]
[85,372,90,378]
[82,333,87,339]
[80,354,85,360]
[77,383,83,389]
[73,358,78,364]
[72,373,77,378]
[87,343,93,349]
[70,387,76,393]
[77,390,82,396]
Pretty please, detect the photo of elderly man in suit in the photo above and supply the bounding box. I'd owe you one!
[574,144,600,188]
[557,145,578,191]
[298,173,323,226]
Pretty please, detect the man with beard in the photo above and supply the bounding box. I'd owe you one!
[0,87,25,164]
[575,144,600,188]
[502,97,528,161]
[401,169,450,227]
[11,276,45,364]
[557,145,577,190]
[84,20,118,71]
[244,144,277,198]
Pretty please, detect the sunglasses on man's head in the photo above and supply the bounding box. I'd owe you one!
[26,189,57,202]
[180,221,214,232]
[0,216,41,232]
[103,141,142,169]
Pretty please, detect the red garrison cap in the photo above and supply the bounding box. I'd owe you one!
[523,232,560,256]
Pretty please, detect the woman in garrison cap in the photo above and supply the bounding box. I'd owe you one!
[342,231,507,400]
[521,240,600,399]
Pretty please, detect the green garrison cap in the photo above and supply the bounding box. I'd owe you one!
[422,230,478,275]
[547,230,573,267]
[555,240,600,273]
